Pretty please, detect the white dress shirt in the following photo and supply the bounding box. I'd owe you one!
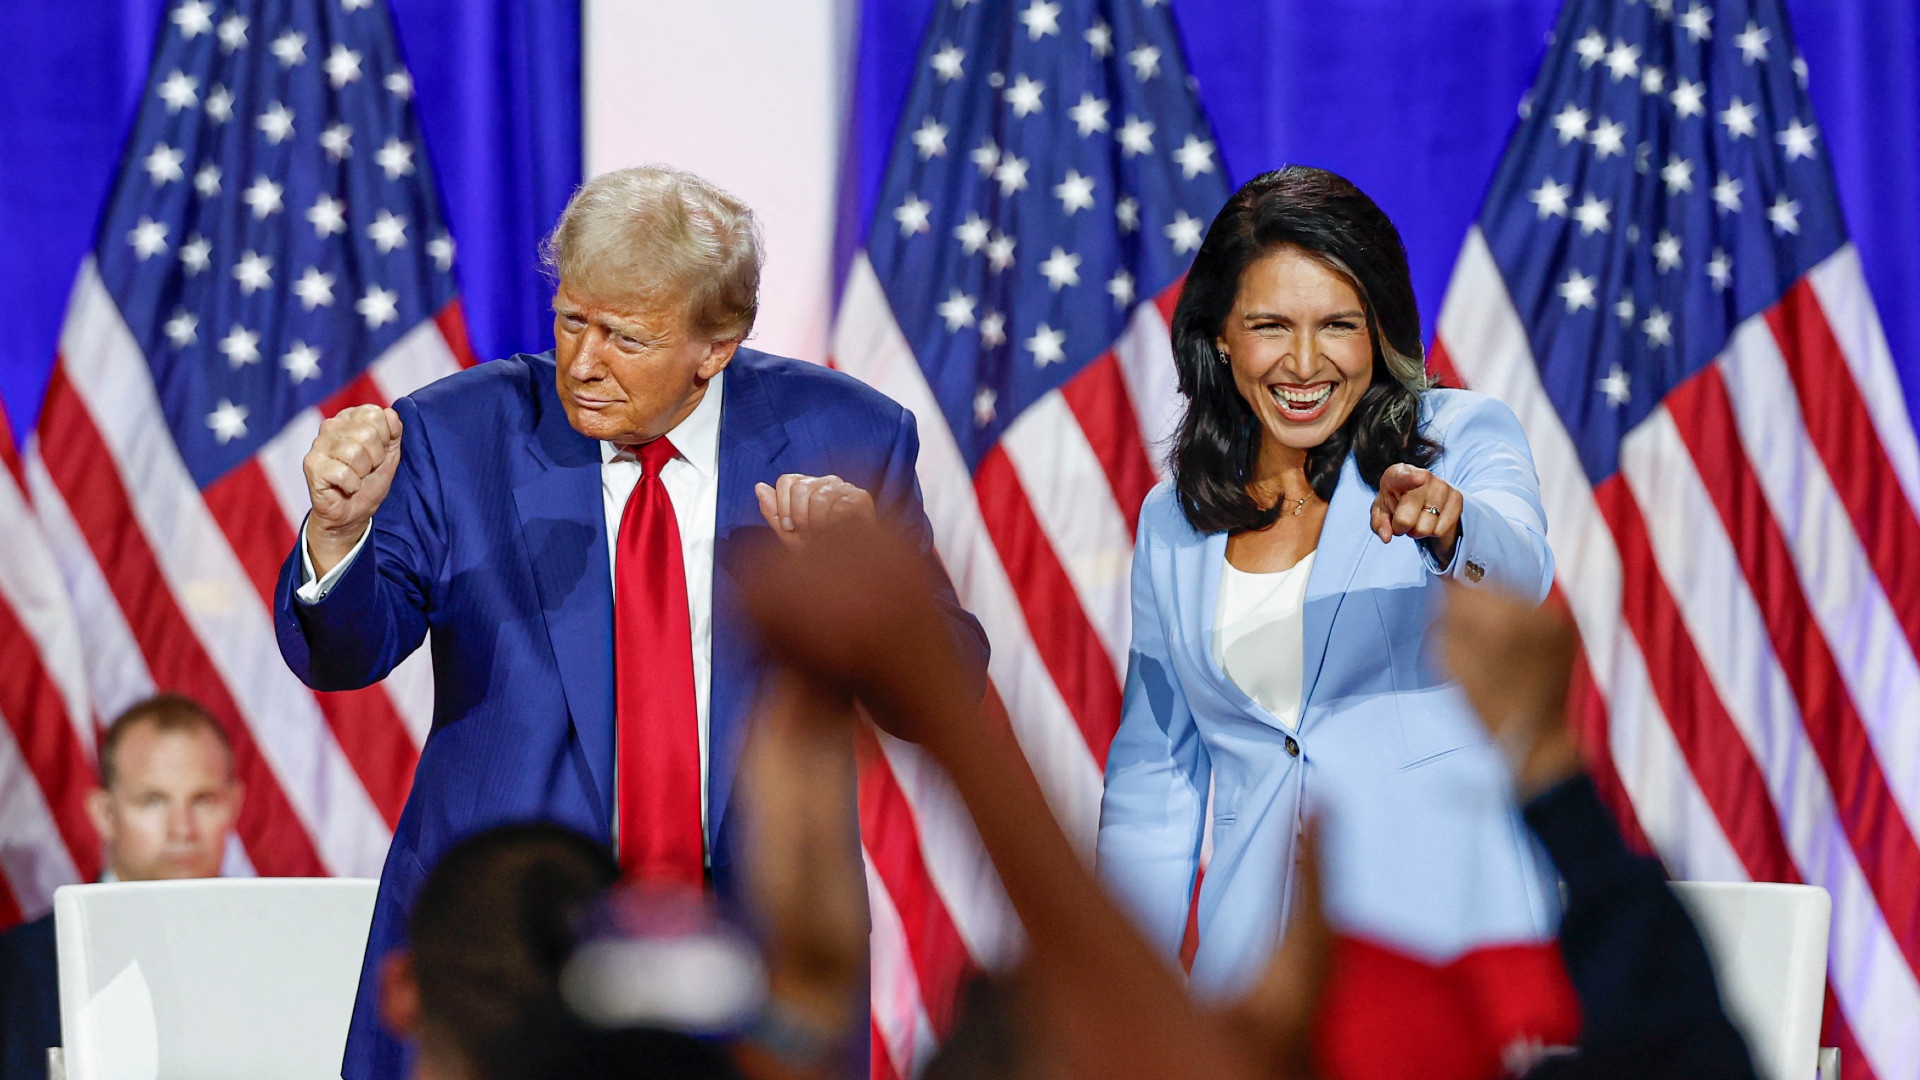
[1210,550,1315,731]
[298,370,726,840]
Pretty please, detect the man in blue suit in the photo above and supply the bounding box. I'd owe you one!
[274,166,985,1080]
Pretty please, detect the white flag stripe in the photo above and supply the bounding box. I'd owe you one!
[1620,407,1920,1070]
[56,264,389,876]
[258,407,326,530]
[1111,300,1182,479]
[1718,318,1920,844]
[1001,390,1135,676]
[368,318,464,405]
[834,256,1104,837]
[863,852,941,1078]
[1805,247,1920,518]
[0,716,83,914]
[0,465,95,756]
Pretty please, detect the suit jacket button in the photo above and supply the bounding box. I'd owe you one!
[1464,559,1486,583]
[1285,736,1300,758]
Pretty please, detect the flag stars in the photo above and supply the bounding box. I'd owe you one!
[1556,268,1598,312]
[232,250,273,294]
[1018,0,1060,40]
[1068,93,1110,137]
[1768,194,1801,235]
[1084,20,1112,58]
[979,311,1007,346]
[1107,269,1135,308]
[1128,44,1162,81]
[1734,20,1770,64]
[368,210,409,252]
[1039,247,1081,290]
[931,41,965,82]
[293,267,335,309]
[1660,154,1695,194]
[1005,74,1045,118]
[1530,178,1571,219]
[1670,78,1705,118]
[1720,97,1758,139]
[127,217,168,259]
[937,289,977,331]
[1653,231,1683,272]
[194,164,221,198]
[258,102,295,144]
[1054,170,1095,215]
[1603,39,1641,81]
[1115,197,1140,233]
[158,70,198,112]
[326,44,363,89]
[428,232,455,272]
[307,194,347,237]
[1679,3,1712,41]
[377,138,416,180]
[1614,294,1636,326]
[1641,307,1673,348]
[270,30,307,67]
[1575,30,1607,67]
[206,399,249,444]
[973,387,997,427]
[243,176,284,219]
[322,123,353,161]
[180,235,210,274]
[1573,194,1612,235]
[985,231,1017,273]
[164,309,197,347]
[1777,119,1819,161]
[282,341,322,384]
[1792,55,1809,88]
[1588,117,1626,159]
[357,285,400,328]
[970,137,1000,176]
[171,0,213,39]
[217,12,247,52]
[384,70,414,100]
[144,143,185,185]
[204,85,233,123]
[993,154,1030,196]
[1118,115,1155,157]
[1165,210,1204,254]
[1551,103,1589,145]
[1639,65,1665,95]
[893,194,932,236]
[1707,248,1732,292]
[1712,172,1743,213]
[911,117,948,160]
[1026,323,1066,367]
[218,324,261,367]
[1173,136,1216,179]
[954,213,990,254]
[1597,366,1632,407]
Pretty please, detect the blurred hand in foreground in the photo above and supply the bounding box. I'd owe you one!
[1436,586,1583,800]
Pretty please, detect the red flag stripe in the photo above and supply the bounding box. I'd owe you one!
[1669,367,1920,965]
[0,598,101,883]
[974,446,1124,763]
[36,370,328,877]
[1593,475,1801,884]
[1060,353,1160,536]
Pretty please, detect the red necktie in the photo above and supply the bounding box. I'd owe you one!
[613,436,704,886]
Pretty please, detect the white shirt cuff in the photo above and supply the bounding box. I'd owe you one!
[296,518,372,605]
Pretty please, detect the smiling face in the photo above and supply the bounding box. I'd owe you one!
[1216,244,1376,463]
[552,281,739,444]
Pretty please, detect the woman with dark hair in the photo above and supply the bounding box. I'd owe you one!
[1097,167,1570,1023]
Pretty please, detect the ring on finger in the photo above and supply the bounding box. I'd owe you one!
[1422,505,1441,516]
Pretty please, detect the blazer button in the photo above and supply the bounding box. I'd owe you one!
[1464,559,1486,583]
[1285,736,1300,758]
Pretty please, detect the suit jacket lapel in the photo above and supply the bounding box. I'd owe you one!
[709,355,792,855]
[511,379,616,821]
[1301,457,1371,712]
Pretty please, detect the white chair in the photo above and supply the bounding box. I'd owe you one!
[1670,881,1832,1080]
[54,878,378,1080]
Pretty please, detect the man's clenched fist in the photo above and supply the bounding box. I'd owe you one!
[303,404,403,576]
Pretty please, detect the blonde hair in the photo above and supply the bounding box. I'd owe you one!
[541,165,763,341]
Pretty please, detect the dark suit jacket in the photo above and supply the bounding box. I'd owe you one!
[0,914,57,1080]
[274,348,986,1080]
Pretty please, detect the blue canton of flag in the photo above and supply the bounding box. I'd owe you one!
[868,0,1231,466]
[94,0,457,489]
[1479,0,1840,483]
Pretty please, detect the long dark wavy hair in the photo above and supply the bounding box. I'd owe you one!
[1171,166,1439,534]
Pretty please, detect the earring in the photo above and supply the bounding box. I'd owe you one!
[1218,349,1230,365]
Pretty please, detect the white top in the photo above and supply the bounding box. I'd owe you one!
[298,370,727,843]
[1210,550,1315,731]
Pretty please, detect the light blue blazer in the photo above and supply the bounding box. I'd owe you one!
[1097,389,1561,998]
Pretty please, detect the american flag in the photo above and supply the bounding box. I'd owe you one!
[0,0,473,913]
[1432,1,1920,1077]
[828,0,1227,1073]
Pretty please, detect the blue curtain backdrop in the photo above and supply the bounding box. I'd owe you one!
[1,0,1914,435]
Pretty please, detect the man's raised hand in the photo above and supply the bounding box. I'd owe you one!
[303,404,403,576]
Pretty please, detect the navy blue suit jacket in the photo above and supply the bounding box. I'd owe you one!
[274,348,984,1080]
[0,914,57,1080]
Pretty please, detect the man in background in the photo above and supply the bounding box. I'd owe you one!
[0,694,243,1080]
